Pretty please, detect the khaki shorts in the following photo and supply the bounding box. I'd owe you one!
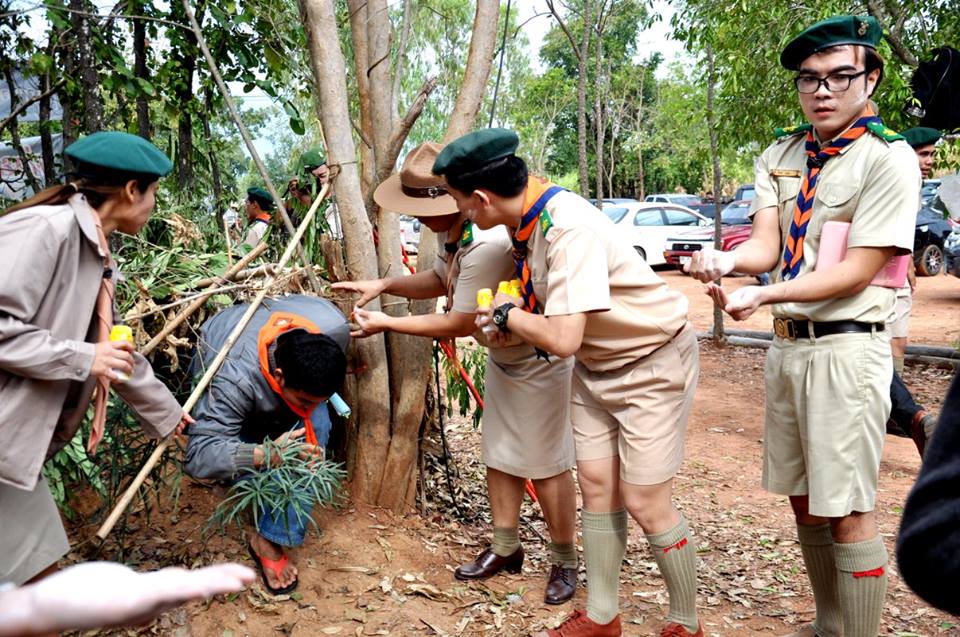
[887,288,912,339]
[0,476,69,585]
[762,330,891,517]
[570,323,699,485]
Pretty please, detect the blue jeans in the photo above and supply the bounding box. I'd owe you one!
[248,403,333,547]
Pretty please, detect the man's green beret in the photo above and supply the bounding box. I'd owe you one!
[901,127,942,148]
[246,186,275,211]
[298,147,326,173]
[432,128,519,176]
[780,15,882,70]
[65,131,173,180]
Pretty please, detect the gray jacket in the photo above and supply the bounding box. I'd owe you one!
[183,295,349,480]
[0,195,182,491]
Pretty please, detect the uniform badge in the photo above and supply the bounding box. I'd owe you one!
[771,169,802,178]
[857,20,868,36]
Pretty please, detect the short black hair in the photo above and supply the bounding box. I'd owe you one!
[444,155,528,198]
[274,331,346,397]
[863,47,884,94]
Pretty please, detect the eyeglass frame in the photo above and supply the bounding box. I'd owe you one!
[793,70,868,94]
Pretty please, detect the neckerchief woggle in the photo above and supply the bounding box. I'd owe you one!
[780,104,880,280]
[258,312,324,447]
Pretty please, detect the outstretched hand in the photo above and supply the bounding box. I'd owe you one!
[0,562,255,637]
[331,279,385,309]
[705,283,766,321]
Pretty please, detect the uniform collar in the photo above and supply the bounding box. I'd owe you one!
[68,192,107,257]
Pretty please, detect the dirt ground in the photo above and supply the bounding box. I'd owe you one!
[68,271,959,637]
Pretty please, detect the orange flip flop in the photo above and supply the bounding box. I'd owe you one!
[248,541,299,595]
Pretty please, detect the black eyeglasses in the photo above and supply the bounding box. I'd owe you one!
[794,70,867,94]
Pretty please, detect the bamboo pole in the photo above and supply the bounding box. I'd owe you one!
[97,183,330,540]
[181,0,322,295]
[140,242,268,356]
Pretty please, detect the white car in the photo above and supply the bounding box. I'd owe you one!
[602,202,710,265]
[398,215,421,254]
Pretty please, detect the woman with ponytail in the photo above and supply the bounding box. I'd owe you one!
[0,132,191,592]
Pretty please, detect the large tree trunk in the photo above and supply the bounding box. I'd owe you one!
[346,0,377,200]
[70,0,103,131]
[576,0,592,197]
[593,30,604,202]
[171,1,203,195]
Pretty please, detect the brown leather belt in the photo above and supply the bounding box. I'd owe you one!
[773,318,884,340]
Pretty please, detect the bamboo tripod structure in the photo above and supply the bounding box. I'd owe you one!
[96,184,330,540]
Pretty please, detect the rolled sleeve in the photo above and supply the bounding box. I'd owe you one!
[183,376,258,480]
[848,143,920,254]
[750,150,779,216]
[450,242,514,314]
[542,226,611,316]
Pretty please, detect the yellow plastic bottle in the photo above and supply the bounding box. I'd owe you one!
[109,325,133,382]
[477,288,497,335]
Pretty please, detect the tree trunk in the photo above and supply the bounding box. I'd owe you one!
[346,0,376,200]
[203,90,223,215]
[2,67,42,195]
[706,45,725,343]
[134,2,151,139]
[593,28,604,202]
[171,1,203,195]
[70,0,103,131]
[39,46,56,184]
[634,72,645,199]
[576,0,592,197]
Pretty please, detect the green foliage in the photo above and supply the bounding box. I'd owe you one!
[206,437,347,538]
[440,343,487,428]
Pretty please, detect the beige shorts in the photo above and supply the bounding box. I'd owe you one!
[887,288,912,339]
[570,323,699,485]
[0,476,69,585]
[482,348,576,479]
[762,330,891,517]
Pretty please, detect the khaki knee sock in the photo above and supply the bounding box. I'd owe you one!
[894,356,905,375]
[797,524,841,637]
[491,526,520,557]
[646,517,699,633]
[835,535,888,637]
[582,509,628,624]
[547,541,579,569]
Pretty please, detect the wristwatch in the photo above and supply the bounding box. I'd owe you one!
[492,303,516,332]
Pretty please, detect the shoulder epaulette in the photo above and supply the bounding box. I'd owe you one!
[865,121,905,142]
[774,123,813,139]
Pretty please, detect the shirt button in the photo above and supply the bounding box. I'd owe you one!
[75,368,84,377]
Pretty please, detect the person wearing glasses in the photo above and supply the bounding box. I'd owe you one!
[687,16,918,637]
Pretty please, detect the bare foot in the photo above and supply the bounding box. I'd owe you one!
[249,533,298,590]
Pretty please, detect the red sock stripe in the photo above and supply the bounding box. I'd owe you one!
[852,566,885,578]
[662,537,688,554]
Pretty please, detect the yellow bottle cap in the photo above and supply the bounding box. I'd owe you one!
[476,288,493,309]
[497,280,513,295]
[110,325,133,342]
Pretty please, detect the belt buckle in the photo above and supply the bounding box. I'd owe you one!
[774,318,797,340]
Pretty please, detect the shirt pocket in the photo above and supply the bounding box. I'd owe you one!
[776,176,801,237]
[811,181,859,236]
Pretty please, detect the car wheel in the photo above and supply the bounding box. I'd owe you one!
[917,243,943,276]
[634,246,646,260]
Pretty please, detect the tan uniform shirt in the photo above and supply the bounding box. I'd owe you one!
[526,191,689,372]
[751,130,919,323]
[242,219,269,249]
[0,194,182,491]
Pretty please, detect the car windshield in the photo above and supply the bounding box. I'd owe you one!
[721,202,752,225]
[672,195,701,206]
[604,206,628,224]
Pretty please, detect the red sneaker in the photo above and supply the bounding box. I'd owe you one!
[543,610,621,636]
[660,622,704,637]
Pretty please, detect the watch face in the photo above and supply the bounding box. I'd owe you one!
[493,309,506,326]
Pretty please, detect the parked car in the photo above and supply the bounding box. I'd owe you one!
[398,214,421,254]
[914,206,954,276]
[602,201,709,265]
[644,193,702,207]
[687,202,723,219]
[588,197,637,208]
[663,200,753,269]
[944,230,960,278]
[734,184,755,202]
[921,179,941,206]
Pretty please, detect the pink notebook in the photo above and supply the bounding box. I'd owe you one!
[815,220,909,288]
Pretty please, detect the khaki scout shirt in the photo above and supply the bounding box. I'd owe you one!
[0,194,182,491]
[432,226,536,364]
[242,219,269,249]
[750,130,919,323]
[526,191,689,372]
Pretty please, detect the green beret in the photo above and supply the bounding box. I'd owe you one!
[65,131,173,181]
[432,128,519,175]
[901,127,942,148]
[298,147,326,173]
[246,186,275,211]
[780,15,882,70]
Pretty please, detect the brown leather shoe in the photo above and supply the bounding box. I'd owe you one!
[541,610,621,636]
[544,563,577,604]
[454,546,523,580]
[660,622,703,637]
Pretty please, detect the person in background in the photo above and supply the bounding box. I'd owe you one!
[242,186,275,249]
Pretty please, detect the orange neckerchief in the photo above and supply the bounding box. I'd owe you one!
[257,312,323,447]
[512,175,560,312]
[253,212,271,224]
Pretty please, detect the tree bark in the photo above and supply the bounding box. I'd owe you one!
[39,67,56,184]
[593,18,605,202]
[202,89,223,215]
[134,1,151,139]
[1,67,43,195]
[70,0,103,131]
[346,0,377,200]
[865,0,918,67]
[390,0,414,121]
[171,1,204,195]
[577,0,593,197]
[634,71,645,199]
[706,45,724,343]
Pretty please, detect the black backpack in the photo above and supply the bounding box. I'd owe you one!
[909,47,960,132]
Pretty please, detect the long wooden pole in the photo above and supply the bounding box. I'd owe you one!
[141,242,268,356]
[97,184,330,540]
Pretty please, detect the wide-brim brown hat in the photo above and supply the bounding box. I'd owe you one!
[374,142,459,216]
